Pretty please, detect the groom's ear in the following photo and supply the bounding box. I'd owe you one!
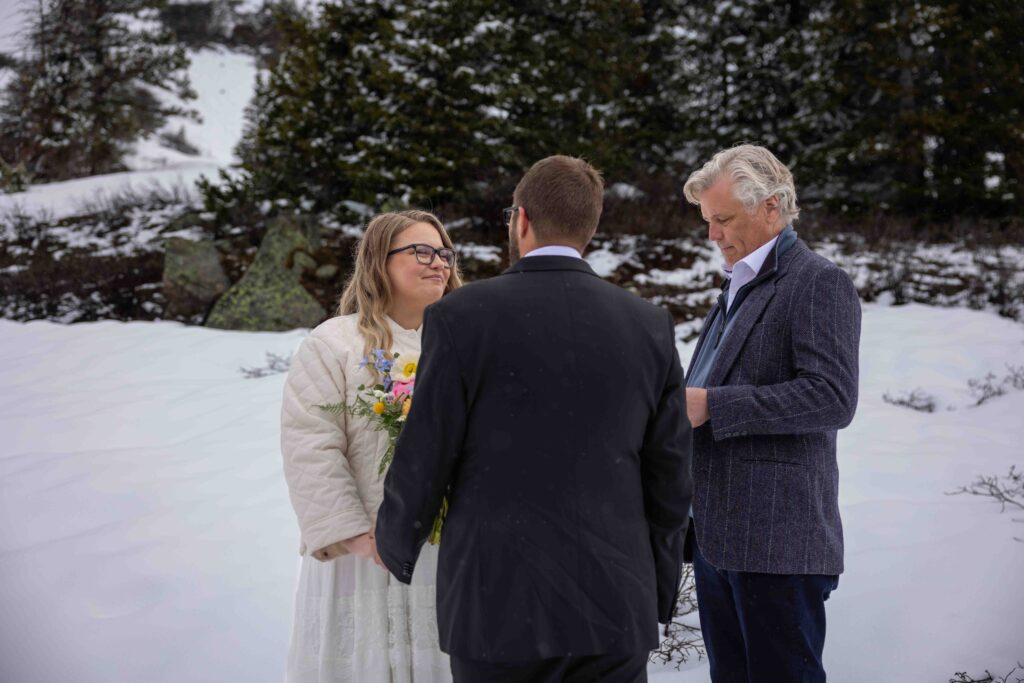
[517,206,531,239]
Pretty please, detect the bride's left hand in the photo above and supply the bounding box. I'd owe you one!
[312,541,347,562]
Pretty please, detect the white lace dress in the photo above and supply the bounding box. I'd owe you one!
[285,545,449,683]
[281,315,451,683]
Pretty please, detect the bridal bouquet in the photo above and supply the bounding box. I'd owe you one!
[317,349,447,545]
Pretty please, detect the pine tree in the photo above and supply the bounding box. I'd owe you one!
[926,0,1024,217]
[797,0,1024,218]
[480,0,694,186]
[0,0,196,181]
[225,0,696,218]
[663,2,815,173]
[798,1,941,214]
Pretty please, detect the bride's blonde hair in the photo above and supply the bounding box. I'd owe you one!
[337,210,462,357]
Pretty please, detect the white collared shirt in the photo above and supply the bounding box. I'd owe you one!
[523,245,583,259]
[722,235,780,313]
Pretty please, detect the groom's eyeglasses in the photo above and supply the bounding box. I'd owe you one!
[503,205,520,227]
[386,243,457,268]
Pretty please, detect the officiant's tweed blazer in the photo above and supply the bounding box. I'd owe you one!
[687,238,861,576]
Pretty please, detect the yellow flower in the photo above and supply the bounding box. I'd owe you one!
[373,402,386,415]
[402,398,412,416]
[403,361,417,377]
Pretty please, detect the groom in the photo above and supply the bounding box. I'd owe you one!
[376,155,693,682]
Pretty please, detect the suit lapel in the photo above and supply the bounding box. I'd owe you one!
[705,238,804,387]
[706,280,778,387]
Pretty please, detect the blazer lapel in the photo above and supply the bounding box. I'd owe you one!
[706,280,778,387]
[705,238,803,387]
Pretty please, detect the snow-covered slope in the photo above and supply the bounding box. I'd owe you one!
[126,48,258,170]
[0,48,257,220]
[1,304,1022,681]
[0,0,28,57]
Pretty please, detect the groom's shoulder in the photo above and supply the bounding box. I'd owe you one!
[593,276,673,321]
[426,278,500,321]
[435,271,666,311]
[437,277,499,304]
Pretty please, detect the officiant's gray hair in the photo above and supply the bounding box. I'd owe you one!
[683,144,799,228]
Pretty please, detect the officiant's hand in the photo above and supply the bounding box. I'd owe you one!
[686,388,709,428]
[340,532,385,568]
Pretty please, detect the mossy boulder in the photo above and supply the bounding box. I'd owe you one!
[206,216,327,331]
[162,237,230,321]
[314,264,339,281]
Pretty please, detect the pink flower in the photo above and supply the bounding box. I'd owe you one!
[391,377,416,401]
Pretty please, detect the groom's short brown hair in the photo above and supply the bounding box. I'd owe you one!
[513,155,604,250]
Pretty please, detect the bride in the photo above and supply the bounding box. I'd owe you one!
[280,210,462,682]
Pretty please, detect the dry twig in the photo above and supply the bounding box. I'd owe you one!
[650,563,705,668]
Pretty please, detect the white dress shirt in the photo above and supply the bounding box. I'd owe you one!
[523,245,583,259]
[723,235,780,313]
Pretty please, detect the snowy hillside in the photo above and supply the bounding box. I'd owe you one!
[0,48,257,220]
[0,0,27,57]
[1,304,1022,682]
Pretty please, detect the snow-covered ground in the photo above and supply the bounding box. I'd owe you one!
[126,48,257,171]
[0,0,28,57]
[0,48,257,221]
[1,303,1022,682]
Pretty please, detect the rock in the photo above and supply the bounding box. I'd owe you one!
[291,251,317,275]
[205,215,327,331]
[314,264,339,281]
[163,210,203,235]
[162,237,230,321]
[293,214,322,250]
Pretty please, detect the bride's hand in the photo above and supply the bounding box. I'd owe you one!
[341,532,385,568]
[312,540,346,562]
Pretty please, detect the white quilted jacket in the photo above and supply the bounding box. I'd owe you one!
[280,313,421,557]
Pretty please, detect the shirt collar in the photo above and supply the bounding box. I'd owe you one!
[523,245,583,259]
[721,233,782,279]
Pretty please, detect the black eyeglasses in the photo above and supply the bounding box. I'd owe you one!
[503,205,521,226]
[386,243,456,268]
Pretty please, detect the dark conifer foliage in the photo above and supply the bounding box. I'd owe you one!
[2,0,1020,224]
[225,0,694,217]
[0,0,197,181]
[797,0,1024,218]
[224,0,1022,223]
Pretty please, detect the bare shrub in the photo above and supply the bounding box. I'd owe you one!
[650,563,704,668]
[948,466,1024,542]
[968,365,1024,406]
[71,182,193,223]
[969,373,1007,405]
[240,352,292,379]
[950,662,1023,683]
[882,389,936,413]
[1005,365,1024,391]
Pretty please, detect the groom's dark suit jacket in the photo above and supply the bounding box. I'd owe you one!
[376,255,693,662]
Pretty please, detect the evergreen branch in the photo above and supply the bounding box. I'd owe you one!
[314,402,345,415]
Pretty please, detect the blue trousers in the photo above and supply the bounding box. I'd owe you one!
[692,534,838,683]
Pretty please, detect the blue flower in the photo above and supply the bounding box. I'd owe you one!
[369,348,395,374]
[358,355,370,369]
